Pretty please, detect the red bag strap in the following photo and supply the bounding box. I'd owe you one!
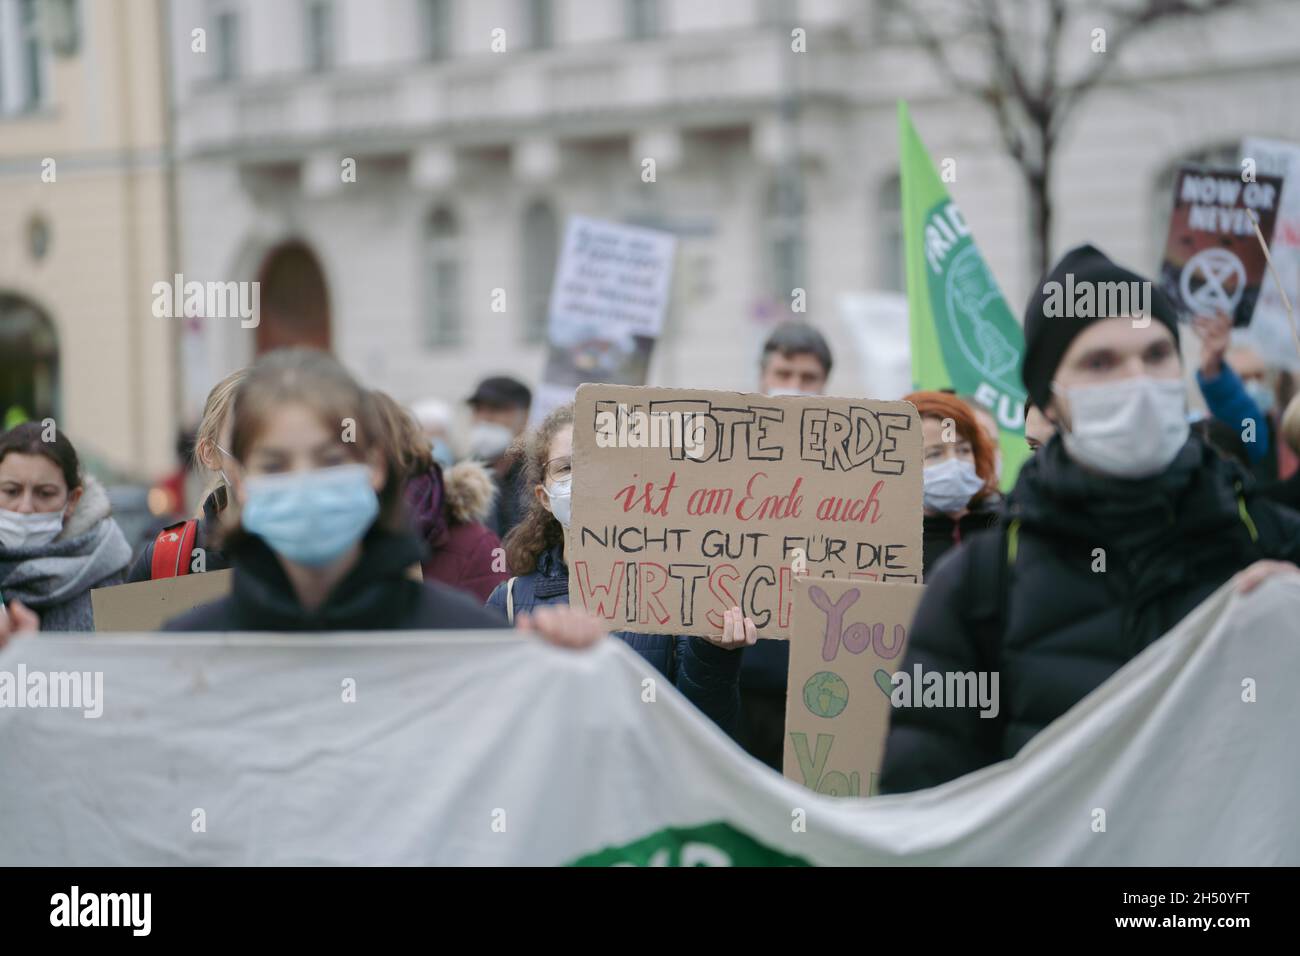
[150,519,199,579]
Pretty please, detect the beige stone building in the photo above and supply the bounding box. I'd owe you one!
[165,0,1300,428]
[0,0,178,479]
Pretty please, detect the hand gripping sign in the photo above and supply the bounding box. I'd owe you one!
[568,384,923,638]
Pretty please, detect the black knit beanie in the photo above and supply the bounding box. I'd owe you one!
[1021,244,1180,412]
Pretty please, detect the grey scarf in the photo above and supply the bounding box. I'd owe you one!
[0,476,132,631]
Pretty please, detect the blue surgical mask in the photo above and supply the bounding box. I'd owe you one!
[241,463,379,567]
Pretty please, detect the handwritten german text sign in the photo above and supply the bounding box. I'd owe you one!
[569,385,923,637]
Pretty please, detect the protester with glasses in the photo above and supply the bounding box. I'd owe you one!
[486,404,756,737]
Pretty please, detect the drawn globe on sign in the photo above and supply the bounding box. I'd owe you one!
[1180,247,1246,316]
[802,671,849,719]
[943,244,1021,388]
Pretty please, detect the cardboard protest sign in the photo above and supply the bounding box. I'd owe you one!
[1239,138,1300,370]
[91,570,233,632]
[532,217,677,424]
[1158,164,1284,327]
[783,578,923,797]
[568,384,923,638]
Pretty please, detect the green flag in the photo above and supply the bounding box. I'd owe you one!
[899,101,1029,489]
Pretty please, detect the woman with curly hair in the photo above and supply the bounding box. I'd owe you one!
[486,404,755,737]
[905,390,1002,575]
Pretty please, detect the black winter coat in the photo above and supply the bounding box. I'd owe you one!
[1260,470,1300,514]
[881,433,1300,794]
[922,497,1001,577]
[163,526,502,632]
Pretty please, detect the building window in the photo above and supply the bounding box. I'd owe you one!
[757,0,790,28]
[0,0,48,114]
[17,0,40,107]
[627,0,660,40]
[522,200,559,344]
[527,0,553,50]
[305,0,334,72]
[45,0,80,57]
[424,207,462,347]
[765,177,806,301]
[213,4,241,82]
[420,0,452,61]
[878,173,904,292]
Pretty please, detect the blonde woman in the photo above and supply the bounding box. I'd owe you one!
[126,368,246,581]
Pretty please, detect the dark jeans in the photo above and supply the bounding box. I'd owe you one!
[739,687,787,771]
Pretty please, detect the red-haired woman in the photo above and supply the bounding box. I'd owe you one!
[904,391,1002,575]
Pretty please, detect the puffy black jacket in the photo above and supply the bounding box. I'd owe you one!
[486,545,744,738]
[163,525,502,632]
[922,496,1000,576]
[881,433,1300,794]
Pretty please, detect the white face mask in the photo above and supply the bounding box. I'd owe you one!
[468,422,514,462]
[1054,376,1190,479]
[545,477,572,529]
[0,508,65,551]
[1243,380,1275,416]
[923,458,985,514]
[766,387,820,398]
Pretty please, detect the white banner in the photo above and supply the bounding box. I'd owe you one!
[1,578,1297,865]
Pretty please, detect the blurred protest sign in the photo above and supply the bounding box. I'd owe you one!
[1158,164,1284,328]
[784,578,922,797]
[1239,138,1300,369]
[568,384,923,638]
[837,292,912,401]
[899,102,1029,491]
[5,579,1299,865]
[91,570,232,632]
[532,217,677,424]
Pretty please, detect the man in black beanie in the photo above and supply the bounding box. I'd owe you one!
[881,244,1300,795]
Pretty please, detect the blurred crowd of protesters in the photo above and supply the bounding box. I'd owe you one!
[3,241,1300,783]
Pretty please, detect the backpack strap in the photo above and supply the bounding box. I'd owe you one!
[506,576,516,624]
[1232,480,1269,551]
[150,519,199,579]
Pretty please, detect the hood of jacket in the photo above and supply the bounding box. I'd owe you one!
[404,466,447,545]
[0,475,132,609]
[405,460,498,548]
[443,460,497,525]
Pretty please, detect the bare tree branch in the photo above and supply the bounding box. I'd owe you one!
[894,0,1253,274]
[1052,0,1245,137]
